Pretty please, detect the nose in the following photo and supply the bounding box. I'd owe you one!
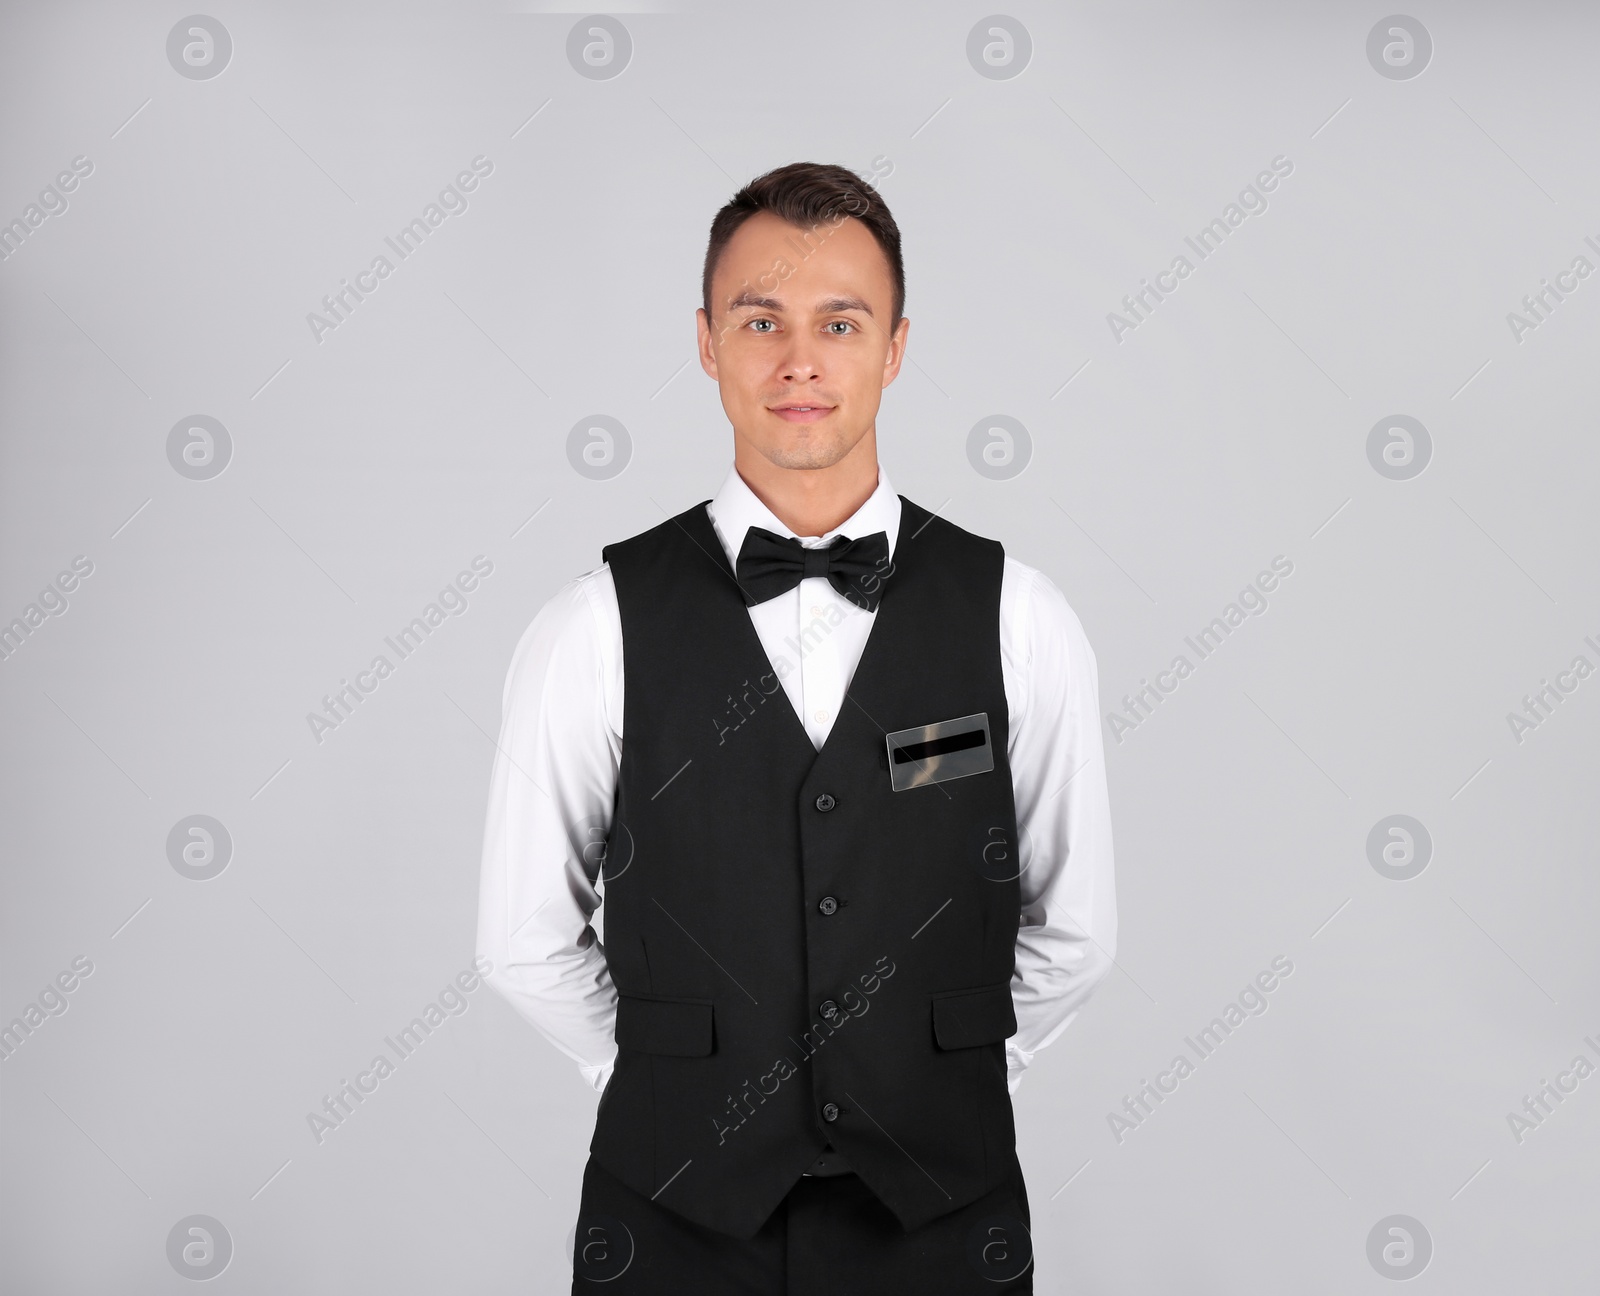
[776,331,822,384]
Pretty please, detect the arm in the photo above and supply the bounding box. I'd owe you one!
[1005,562,1118,1094]
[475,572,622,1092]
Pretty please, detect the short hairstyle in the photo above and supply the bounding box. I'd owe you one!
[701,161,905,329]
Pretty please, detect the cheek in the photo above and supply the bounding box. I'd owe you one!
[843,359,885,398]
[733,370,770,404]
[709,349,756,392]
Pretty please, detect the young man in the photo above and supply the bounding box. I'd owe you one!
[475,162,1117,1293]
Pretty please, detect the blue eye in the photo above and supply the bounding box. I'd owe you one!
[749,319,774,332]
[828,320,854,334]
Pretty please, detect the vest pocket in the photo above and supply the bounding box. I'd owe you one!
[930,982,1017,1050]
[615,993,716,1056]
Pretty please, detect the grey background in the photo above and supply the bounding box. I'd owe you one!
[3,0,1597,1290]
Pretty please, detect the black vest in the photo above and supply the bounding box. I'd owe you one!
[591,495,1022,1240]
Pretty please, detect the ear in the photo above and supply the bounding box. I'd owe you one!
[881,315,910,388]
[696,307,719,380]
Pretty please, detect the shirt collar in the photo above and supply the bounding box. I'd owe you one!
[707,461,901,568]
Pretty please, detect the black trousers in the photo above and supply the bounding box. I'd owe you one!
[569,1154,1034,1294]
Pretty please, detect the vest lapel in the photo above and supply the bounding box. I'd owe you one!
[679,498,915,770]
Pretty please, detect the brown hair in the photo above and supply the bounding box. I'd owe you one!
[701,161,905,329]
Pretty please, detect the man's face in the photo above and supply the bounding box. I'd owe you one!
[696,210,909,471]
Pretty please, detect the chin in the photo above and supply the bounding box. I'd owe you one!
[767,439,853,471]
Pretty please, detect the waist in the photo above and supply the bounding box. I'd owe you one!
[801,1145,853,1178]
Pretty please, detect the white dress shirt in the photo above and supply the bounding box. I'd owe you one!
[475,462,1117,1097]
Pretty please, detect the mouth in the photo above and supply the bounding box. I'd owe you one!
[768,402,836,424]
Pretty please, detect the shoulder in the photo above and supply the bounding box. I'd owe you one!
[500,564,619,706]
[997,556,1102,726]
[602,502,710,570]
[1000,555,1098,672]
[898,496,1001,552]
[896,498,1005,593]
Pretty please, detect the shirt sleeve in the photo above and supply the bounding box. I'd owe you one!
[1002,561,1118,1094]
[475,570,622,1092]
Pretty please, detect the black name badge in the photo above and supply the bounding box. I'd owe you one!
[885,712,994,791]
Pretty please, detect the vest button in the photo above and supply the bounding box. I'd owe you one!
[819,999,840,1021]
[817,895,838,915]
[814,793,836,812]
[821,1102,840,1122]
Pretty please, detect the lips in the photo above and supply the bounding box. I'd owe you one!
[769,402,836,423]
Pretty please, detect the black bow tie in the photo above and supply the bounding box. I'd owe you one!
[735,526,892,612]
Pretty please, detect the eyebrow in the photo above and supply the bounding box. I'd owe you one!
[725,291,875,318]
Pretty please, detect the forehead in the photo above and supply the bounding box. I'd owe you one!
[713,210,893,309]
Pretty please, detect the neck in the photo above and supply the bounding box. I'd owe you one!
[733,426,881,538]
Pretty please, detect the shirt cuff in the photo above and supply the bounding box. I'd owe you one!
[1005,1041,1033,1095]
[581,1059,614,1094]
